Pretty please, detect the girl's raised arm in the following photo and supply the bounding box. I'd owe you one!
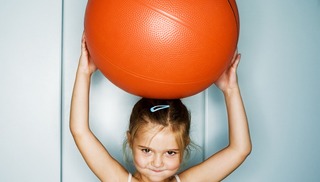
[69,33,128,182]
[180,51,252,182]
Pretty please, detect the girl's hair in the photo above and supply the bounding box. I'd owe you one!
[124,98,191,162]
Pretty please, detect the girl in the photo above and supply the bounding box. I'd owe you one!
[70,33,251,182]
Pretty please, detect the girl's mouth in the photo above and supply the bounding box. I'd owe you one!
[150,168,165,173]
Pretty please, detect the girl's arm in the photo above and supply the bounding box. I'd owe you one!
[180,51,252,182]
[70,33,128,182]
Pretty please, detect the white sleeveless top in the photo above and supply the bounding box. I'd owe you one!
[128,173,181,182]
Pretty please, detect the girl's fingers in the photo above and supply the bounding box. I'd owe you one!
[232,54,241,69]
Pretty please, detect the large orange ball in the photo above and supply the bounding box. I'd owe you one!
[84,0,239,99]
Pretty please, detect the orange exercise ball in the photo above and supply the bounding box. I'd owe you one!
[84,0,239,99]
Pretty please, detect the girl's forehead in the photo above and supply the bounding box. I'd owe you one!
[134,124,178,148]
[137,123,172,138]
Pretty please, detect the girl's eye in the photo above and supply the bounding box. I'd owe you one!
[142,148,151,153]
[167,151,177,156]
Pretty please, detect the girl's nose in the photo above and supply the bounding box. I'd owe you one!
[151,154,163,168]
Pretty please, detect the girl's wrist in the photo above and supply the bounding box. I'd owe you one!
[77,64,95,76]
[76,68,94,80]
[222,85,240,97]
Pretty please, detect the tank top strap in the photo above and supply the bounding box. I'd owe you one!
[128,173,132,182]
[175,174,181,182]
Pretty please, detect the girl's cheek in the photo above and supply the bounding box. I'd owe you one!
[165,158,181,170]
[133,153,148,168]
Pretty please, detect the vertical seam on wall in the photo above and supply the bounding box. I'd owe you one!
[60,0,64,181]
[203,89,209,161]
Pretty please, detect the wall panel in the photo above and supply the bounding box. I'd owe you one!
[206,1,320,181]
[0,0,62,181]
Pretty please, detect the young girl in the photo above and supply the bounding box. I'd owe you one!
[70,33,251,182]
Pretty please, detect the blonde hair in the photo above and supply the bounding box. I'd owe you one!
[124,98,191,162]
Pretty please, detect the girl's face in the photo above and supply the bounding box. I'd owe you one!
[131,124,181,182]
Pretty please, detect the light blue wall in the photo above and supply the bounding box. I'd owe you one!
[220,1,319,181]
[0,0,62,181]
[232,1,320,181]
[0,0,319,181]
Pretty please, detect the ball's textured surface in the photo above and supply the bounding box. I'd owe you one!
[84,0,239,99]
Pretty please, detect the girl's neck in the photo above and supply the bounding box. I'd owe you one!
[133,172,175,182]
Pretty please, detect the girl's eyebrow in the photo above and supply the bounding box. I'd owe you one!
[137,145,180,152]
[137,145,149,149]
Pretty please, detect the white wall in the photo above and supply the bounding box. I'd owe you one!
[1,0,320,181]
[0,0,62,181]
[235,1,320,181]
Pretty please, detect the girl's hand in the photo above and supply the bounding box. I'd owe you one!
[214,49,241,93]
[77,32,97,75]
